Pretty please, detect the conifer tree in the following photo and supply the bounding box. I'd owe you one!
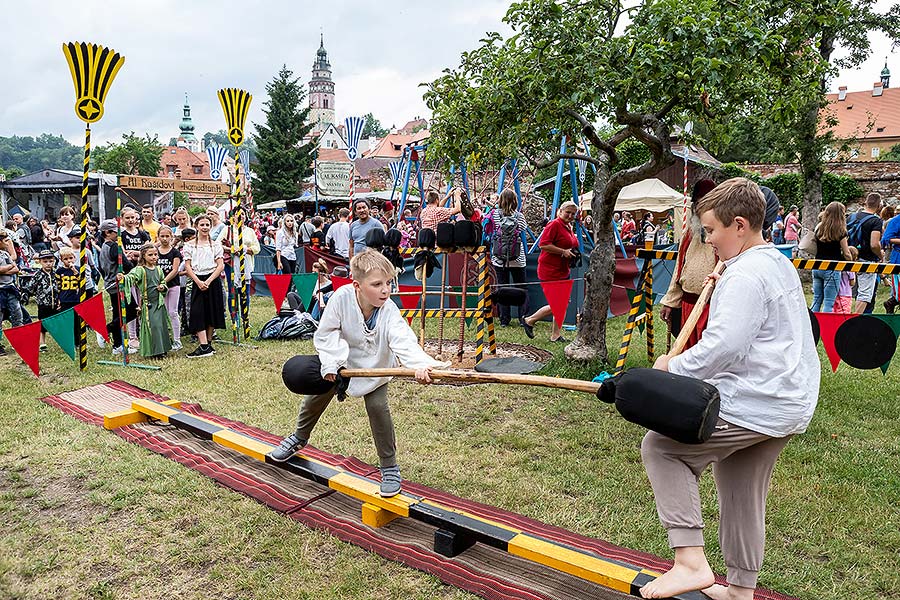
[253,65,316,204]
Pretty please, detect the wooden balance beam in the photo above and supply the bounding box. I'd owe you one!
[106,396,708,599]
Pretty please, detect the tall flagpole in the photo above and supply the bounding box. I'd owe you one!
[62,42,124,371]
[218,88,253,341]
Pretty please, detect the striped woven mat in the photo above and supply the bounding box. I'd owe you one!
[41,381,798,600]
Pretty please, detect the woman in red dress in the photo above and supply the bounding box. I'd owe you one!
[523,201,579,342]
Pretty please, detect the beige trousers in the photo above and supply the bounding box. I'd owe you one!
[295,383,397,468]
[641,419,792,588]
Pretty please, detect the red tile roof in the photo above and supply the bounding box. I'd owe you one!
[158,146,210,180]
[317,148,350,162]
[399,118,428,134]
[823,86,900,139]
[362,131,430,159]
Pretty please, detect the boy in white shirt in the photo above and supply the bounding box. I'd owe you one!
[269,250,449,497]
[639,178,820,600]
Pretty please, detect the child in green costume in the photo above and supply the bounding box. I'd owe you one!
[117,242,172,358]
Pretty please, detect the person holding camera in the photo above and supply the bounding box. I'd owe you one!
[522,201,579,343]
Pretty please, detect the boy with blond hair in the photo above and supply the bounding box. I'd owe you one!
[269,250,449,497]
[639,178,820,600]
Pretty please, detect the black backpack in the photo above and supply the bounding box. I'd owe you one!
[492,212,521,263]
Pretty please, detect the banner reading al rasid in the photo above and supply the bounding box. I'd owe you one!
[316,161,352,197]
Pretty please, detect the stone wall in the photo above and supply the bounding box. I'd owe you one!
[742,161,900,203]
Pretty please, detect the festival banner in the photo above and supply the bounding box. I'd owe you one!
[344,116,365,161]
[331,276,353,291]
[265,274,292,313]
[74,294,110,341]
[316,161,352,197]
[397,284,421,324]
[541,279,574,328]
[814,312,855,372]
[43,309,76,361]
[4,321,42,376]
[206,144,228,181]
[292,273,319,309]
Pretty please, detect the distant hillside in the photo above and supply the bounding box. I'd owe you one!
[0,134,82,173]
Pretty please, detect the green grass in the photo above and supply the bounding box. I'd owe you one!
[0,296,898,600]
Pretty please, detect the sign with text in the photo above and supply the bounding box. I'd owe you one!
[315,161,352,197]
[117,175,231,195]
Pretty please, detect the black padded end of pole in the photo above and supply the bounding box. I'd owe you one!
[596,378,617,403]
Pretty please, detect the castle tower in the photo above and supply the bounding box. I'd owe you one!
[178,93,199,152]
[309,33,335,134]
[881,58,891,89]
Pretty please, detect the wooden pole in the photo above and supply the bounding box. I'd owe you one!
[339,367,601,394]
[669,260,725,357]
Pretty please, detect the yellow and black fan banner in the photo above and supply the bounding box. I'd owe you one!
[62,42,125,124]
[217,88,253,147]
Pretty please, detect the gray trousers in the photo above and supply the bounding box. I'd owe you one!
[640,419,792,589]
[295,383,397,468]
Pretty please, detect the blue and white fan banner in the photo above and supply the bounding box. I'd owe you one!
[239,149,251,175]
[576,158,587,183]
[344,116,365,161]
[388,160,402,187]
[206,144,228,181]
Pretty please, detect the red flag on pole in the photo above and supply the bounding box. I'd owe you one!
[540,279,574,328]
[397,284,421,325]
[331,275,353,291]
[265,274,293,314]
[74,294,109,341]
[3,321,42,376]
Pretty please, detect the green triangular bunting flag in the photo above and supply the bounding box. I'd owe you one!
[292,273,319,310]
[874,314,900,374]
[42,308,76,361]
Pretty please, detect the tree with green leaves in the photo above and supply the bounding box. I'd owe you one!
[361,113,389,138]
[426,0,788,362]
[92,132,164,176]
[0,134,82,172]
[753,1,900,233]
[252,65,317,204]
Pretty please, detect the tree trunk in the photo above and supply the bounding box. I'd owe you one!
[565,163,614,363]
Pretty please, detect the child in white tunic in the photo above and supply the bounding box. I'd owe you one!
[269,250,449,497]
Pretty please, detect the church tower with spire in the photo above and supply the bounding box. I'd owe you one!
[309,34,336,134]
[177,93,200,152]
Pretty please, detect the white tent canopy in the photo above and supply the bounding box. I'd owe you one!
[580,178,690,241]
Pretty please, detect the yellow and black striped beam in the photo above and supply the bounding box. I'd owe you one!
[635,249,678,261]
[109,398,707,600]
[400,308,490,319]
[399,246,488,257]
[791,258,900,274]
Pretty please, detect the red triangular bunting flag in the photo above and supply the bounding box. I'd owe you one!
[331,275,353,291]
[815,312,856,372]
[609,286,632,317]
[540,279,574,328]
[265,274,292,313]
[3,321,42,376]
[397,284,421,325]
[74,294,109,341]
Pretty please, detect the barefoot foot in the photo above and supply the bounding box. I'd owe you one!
[640,563,716,598]
[701,583,730,600]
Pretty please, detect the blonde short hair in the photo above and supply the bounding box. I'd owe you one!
[350,250,395,281]
[58,247,75,258]
[694,177,765,231]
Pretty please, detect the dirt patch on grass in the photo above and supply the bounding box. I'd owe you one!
[423,340,552,375]
[1,466,97,530]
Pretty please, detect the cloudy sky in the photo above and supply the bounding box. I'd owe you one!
[2,0,897,148]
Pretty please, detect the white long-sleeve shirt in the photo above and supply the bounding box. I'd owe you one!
[315,284,450,396]
[275,229,298,261]
[668,245,820,437]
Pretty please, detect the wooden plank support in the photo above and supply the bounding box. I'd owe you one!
[103,399,182,429]
[434,528,476,557]
[124,397,709,599]
[362,502,401,528]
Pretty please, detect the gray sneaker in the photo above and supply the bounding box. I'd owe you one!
[379,465,402,497]
[268,433,307,462]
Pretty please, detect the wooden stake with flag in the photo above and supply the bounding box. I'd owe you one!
[62,41,125,371]
[217,88,253,341]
